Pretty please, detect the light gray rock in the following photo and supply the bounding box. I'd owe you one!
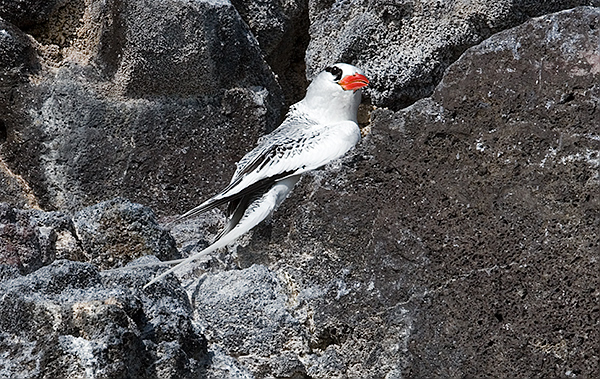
[0,0,284,215]
[306,0,600,109]
[0,198,178,274]
[186,264,318,378]
[0,203,83,274]
[73,198,180,270]
[0,259,208,379]
[1,2,599,379]
[191,264,307,357]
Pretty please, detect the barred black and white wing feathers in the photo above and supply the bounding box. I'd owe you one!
[143,63,369,288]
[173,116,360,223]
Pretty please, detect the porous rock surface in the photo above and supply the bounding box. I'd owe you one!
[0,259,209,379]
[0,0,283,215]
[231,0,310,105]
[0,1,599,379]
[0,198,178,274]
[307,0,600,109]
[253,7,599,377]
[73,198,180,270]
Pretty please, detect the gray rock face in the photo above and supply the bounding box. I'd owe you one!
[402,8,600,376]
[0,0,283,215]
[306,0,600,109]
[109,0,281,100]
[248,6,598,377]
[0,259,208,379]
[231,0,310,104]
[192,265,308,376]
[193,265,303,356]
[73,198,180,270]
[0,203,84,274]
[0,0,61,28]
[0,2,599,379]
[0,199,177,274]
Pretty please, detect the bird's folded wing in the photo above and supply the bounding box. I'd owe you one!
[175,120,359,221]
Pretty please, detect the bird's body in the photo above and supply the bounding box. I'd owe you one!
[143,63,369,288]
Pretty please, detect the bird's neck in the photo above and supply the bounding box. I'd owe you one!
[296,90,361,124]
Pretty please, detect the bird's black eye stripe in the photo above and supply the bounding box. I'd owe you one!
[325,66,343,81]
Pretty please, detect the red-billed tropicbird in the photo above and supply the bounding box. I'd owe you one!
[143,63,369,288]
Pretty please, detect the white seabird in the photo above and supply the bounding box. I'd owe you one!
[143,63,369,288]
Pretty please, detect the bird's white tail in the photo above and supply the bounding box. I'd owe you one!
[106,257,187,272]
[142,229,242,289]
[142,175,299,289]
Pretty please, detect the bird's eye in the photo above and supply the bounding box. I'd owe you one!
[325,66,343,81]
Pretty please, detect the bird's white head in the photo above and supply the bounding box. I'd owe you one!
[299,63,369,123]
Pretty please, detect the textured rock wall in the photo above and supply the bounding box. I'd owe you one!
[1,0,283,214]
[1,1,599,378]
[306,0,600,109]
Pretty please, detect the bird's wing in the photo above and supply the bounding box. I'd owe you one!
[175,119,360,221]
